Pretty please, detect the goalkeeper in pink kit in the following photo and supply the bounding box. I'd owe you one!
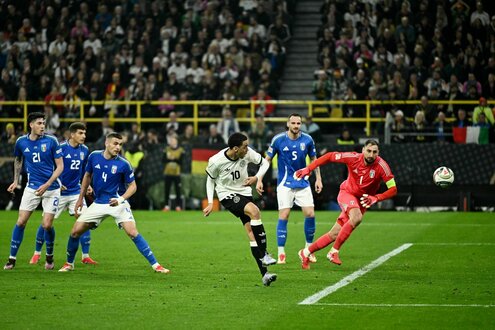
[295,140,397,269]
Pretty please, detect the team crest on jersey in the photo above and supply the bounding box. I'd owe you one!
[41,144,47,152]
[239,160,246,167]
[111,165,118,174]
[233,196,240,203]
[80,152,85,160]
[369,170,375,178]
[299,143,306,151]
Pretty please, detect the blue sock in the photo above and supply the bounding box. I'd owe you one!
[304,217,316,244]
[9,224,25,258]
[44,226,55,255]
[132,234,157,266]
[277,219,288,247]
[66,235,80,264]
[79,230,91,254]
[35,224,45,253]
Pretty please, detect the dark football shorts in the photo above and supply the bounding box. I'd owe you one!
[220,194,253,225]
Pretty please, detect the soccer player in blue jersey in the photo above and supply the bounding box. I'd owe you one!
[4,112,64,270]
[29,122,98,265]
[258,113,322,264]
[58,132,169,273]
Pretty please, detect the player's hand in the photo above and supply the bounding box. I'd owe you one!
[74,199,84,218]
[315,179,323,194]
[256,180,264,195]
[294,167,311,180]
[7,182,17,194]
[243,176,257,186]
[109,197,124,207]
[35,183,50,197]
[360,194,378,208]
[86,186,93,195]
[203,203,213,217]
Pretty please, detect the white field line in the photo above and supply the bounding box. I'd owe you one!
[414,243,495,246]
[313,303,495,308]
[365,223,495,227]
[299,243,413,305]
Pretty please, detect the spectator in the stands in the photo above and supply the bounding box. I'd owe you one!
[453,109,471,128]
[1,123,16,144]
[249,114,272,152]
[337,128,355,145]
[300,116,321,143]
[206,123,225,146]
[251,88,275,117]
[473,97,495,126]
[391,109,409,143]
[433,111,451,143]
[217,108,240,143]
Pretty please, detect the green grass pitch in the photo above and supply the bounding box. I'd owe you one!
[0,210,494,329]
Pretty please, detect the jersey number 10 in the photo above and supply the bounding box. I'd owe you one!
[230,171,240,180]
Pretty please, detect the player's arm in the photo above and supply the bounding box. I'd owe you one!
[7,156,23,193]
[36,157,64,196]
[203,174,216,217]
[294,151,342,179]
[110,181,136,206]
[310,155,323,194]
[360,178,398,208]
[75,171,92,217]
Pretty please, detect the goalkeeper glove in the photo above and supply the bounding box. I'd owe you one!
[293,167,311,181]
[359,194,378,208]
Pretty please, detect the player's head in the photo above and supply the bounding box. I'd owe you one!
[27,112,46,136]
[69,122,87,145]
[228,132,249,159]
[362,139,379,165]
[287,113,302,135]
[105,132,123,157]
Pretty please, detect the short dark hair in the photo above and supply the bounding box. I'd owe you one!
[364,139,379,148]
[106,132,123,140]
[27,112,45,124]
[69,122,86,133]
[287,113,302,121]
[228,132,247,149]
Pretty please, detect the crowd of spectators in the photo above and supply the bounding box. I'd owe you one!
[0,0,295,144]
[313,0,495,143]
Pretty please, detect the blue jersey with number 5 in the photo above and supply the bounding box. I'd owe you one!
[266,132,316,189]
[14,134,63,190]
[85,151,135,204]
[59,141,89,196]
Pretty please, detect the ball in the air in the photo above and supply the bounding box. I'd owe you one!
[433,166,454,188]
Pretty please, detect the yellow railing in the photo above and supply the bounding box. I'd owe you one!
[0,100,480,135]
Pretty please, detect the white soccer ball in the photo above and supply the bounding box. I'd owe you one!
[433,166,454,188]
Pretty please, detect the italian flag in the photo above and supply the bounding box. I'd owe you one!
[452,127,489,144]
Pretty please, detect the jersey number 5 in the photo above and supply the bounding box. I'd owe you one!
[292,151,298,160]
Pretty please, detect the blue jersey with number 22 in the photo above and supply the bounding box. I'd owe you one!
[59,141,89,196]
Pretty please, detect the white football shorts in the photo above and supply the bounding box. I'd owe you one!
[76,200,135,228]
[276,185,314,210]
[19,187,60,214]
[54,194,87,219]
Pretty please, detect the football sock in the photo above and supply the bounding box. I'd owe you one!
[309,234,333,254]
[67,235,80,264]
[9,224,25,258]
[333,222,355,250]
[80,230,91,254]
[250,220,267,254]
[304,217,315,244]
[276,219,288,247]
[132,234,158,266]
[250,241,267,276]
[278,246,285,255]
[35,224,45,253]
[44,226,55,256]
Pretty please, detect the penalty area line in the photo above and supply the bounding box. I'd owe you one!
[313,303,495,308]
[299,243,413,305]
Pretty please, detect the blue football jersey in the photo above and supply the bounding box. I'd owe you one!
[60,142,89,196]
[14,134,63,190]
[85,151,135,204]
[266,132,316,189]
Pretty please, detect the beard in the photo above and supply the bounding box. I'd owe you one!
[365,157,375,164]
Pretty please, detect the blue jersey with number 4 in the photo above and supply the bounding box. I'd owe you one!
[85,151,135,204]
[266,132,316,189]
[14,134,63,190]
[60,142,89,196]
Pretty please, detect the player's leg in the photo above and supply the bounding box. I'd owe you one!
[68,197,97,264]
[40,190,60,270]
[243,220,277,286]
[299,220,341,269]
[29,224,45,264]
[4,188,40,269]
[276,186,294,264]
[117,204,169,273]
[244,201,276,266]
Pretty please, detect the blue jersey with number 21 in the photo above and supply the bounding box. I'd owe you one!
[266,132,316,189]
[14,134,63,190]
[85,151,135,204]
